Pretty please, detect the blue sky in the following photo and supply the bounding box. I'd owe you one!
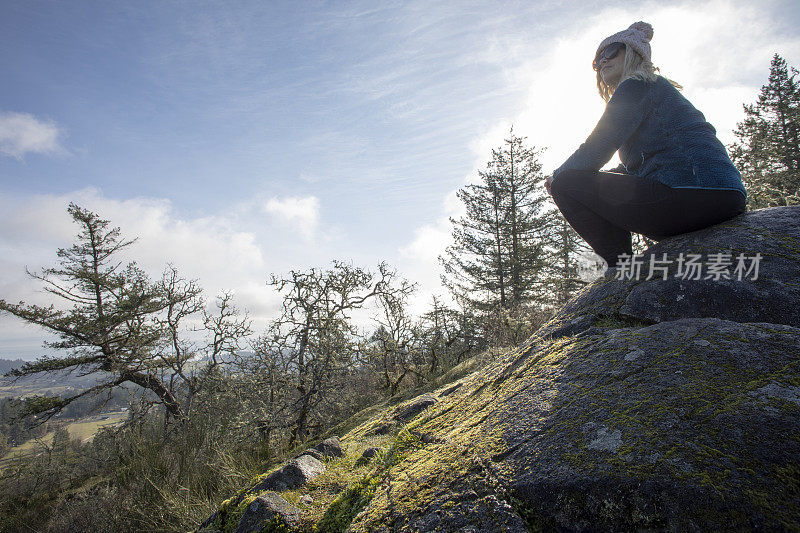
[2,0,800,360]
[1,1,546,230]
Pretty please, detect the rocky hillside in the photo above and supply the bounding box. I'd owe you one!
[199,205,800,532]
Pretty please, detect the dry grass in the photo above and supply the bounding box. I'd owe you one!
[0,411,127,466]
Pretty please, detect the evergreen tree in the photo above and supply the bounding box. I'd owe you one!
[730,54,800,208]
[440,128,554,314]
[495,129,549,307]
[440,171,508,311]
[544,216,596,307]
[0,204,249,423]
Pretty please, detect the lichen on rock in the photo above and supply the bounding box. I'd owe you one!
[343,206,800,532]
[199,206,800,532]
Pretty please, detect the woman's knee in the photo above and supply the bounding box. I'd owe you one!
[551,169,580,188]
[550,170,585,199]
[549,174,565,197]
[549,176,578,209]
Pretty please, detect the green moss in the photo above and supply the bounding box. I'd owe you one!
[511,486,670,531]
[210,315,800,532]
[256,517,295,533]
[500,321,800,528]
[222,493,260,533]
[741,462,800,530]
[313,473,381,532]
[315,428,424,532]
[210,493,301,533]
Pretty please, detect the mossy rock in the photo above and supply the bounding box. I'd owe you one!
[346,317,800,531]
[536,206,800,342]
[342,207,800,531]
[203,207,800,532]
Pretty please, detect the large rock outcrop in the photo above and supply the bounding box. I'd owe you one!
[345,206,800,531]
[201,206,800,532]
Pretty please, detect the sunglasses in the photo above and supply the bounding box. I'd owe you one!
[592,42,625,71]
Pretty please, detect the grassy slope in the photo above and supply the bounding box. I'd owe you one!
[0,411,126,466]
[200,352,501,533]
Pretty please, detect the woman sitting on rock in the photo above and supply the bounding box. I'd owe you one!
[545,21,747,274]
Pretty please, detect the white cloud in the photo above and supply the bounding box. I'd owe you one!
[399,217,450,277]
[262,196,320,241]
[5,0,800,360]
[0,111,64,159]
[0,189,287,359]
[396,185,467,314]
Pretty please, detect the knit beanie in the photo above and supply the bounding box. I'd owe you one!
[596,21,654,63]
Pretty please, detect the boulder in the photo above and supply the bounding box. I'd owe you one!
[369,422,393,435]
[355,446,383,466]
[538,205,800,343]
[292,447,325,462]
[346,207,800,531]
[360,446,382,460]
[253,454,325,493]
[313,435,344,458]
[502,318,800,531]
[393,393,438,422]
[196,511,218,532]
[234,492,300,533]
[439,382,462,396]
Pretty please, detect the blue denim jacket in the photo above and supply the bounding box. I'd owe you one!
[553,76,747,201]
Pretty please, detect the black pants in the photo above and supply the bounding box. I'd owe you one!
[550,169,747,267]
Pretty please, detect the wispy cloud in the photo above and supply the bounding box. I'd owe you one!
[0,111,64,159]
[262,196,320,241]
[399,0,800,302]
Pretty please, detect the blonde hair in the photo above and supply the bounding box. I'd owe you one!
[596,46,683,102]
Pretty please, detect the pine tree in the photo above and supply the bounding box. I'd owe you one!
[493,129,549,307]
[440,128,553,313]
[440,172,506,311]
[730,54,800,208]
[547,217,595,307]
[0,204,250,423]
